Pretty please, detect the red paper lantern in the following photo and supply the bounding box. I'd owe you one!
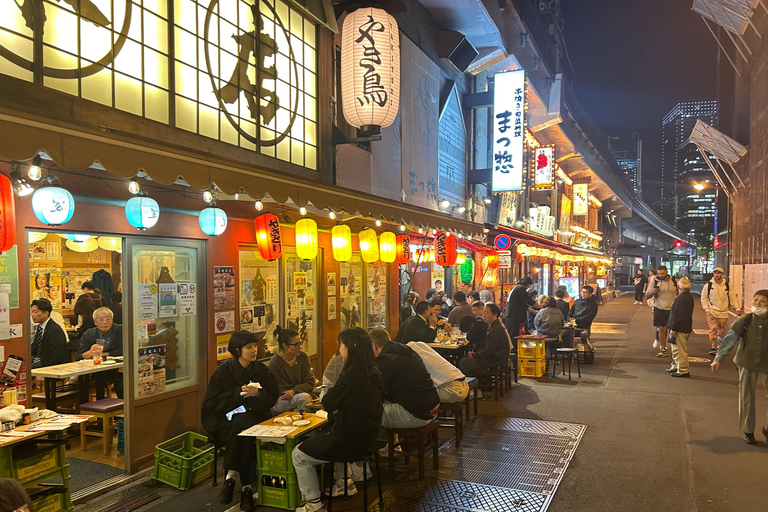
[395,234,411,264]
[487,250,499,269]
[254,213,282,260]
[0,174,16,252]
[434,232,457,267]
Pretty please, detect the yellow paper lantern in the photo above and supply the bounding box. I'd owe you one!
[456,253,466,265]
[66,238,98,253]
[379,232,396,263]
[295,218,318,260]
[28,232,47,243]
[332,225,352,262]
[97,236,122,252]
[359,229,379,263]
[341,7,400,131]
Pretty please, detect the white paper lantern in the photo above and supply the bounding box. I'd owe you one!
[341,7,400,131]
[66,238,98,253]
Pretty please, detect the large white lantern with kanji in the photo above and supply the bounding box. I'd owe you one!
[341,7,400,132]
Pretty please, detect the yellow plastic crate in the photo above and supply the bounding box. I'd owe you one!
[518,357,546,378]
[517,338,546,359]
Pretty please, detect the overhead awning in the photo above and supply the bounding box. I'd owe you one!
[0,112,483,236]
[688,119,748,195]
[692,0,760,35]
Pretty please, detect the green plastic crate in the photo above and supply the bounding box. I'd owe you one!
[153,432,214,490]
[116,418,124,455]
[257,441,293,473]
[257,471,301,510]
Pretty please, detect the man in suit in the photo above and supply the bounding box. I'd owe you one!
[30,299,69,386]
[464,300,489,351]
[395,301,448,343]
[78,306,124,398]
[505,276,537,338]
[459,303,511,377]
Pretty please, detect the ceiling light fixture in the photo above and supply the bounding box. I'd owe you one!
[27,155,42,181]
[255,200,264,211]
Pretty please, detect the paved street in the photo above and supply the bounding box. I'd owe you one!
[82,293,768,512]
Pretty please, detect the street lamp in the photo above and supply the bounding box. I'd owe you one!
[692,182,705,192]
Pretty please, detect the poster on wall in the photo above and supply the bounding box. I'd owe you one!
[0,355,27,406]
[497,192,518,228]
[559,195,572,233]
[534,147,555,189]
[216,335,230,365]
[328,297,337,320]
[573,183,589,216]
[559,276,580,297]
[213,266,235,309]
[31,242,46,261]
[137,284,158,319]
[327,273,337,297]
[158,283,177,318]
[266,277,278,304]
[138,345,166,398]
[215,311,235,333]
[0,247,18,309]
[45,242,60,261]
[178,283,196,316]
[241,307,254,332]
[491,69,526,192]
[431,271,444,291]
[294,272,308,290]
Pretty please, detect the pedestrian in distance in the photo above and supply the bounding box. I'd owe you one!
[666,278,694,378]
[633,269,648,304]
[700,267,742,355]
[711,289,768,445]
[646,266,677,358]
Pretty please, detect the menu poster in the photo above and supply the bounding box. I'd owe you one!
[137,284,159,319]
[215,311,235,333]
[253,305,266,332]
[31,242,46,261]
[137,345,166,398]
[328,297,337,320]
[294,272,308,290]
[241,307,254,332]
[216,335,230,365]
[214,267,236,309]
[178,283,197,316]
[266,277,278,304]
[158,283,178,318]
[304,291,315,308]
[45,242,60,261]
[327,273,337,296]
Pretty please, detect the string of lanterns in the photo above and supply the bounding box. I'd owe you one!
[516,243,612,265]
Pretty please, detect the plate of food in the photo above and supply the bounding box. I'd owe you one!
[292,419,311,427]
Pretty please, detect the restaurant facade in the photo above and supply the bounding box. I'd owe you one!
[0,0,623,487]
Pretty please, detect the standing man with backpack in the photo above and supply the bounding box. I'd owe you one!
[700,267,742,356]
[646,266,677,358]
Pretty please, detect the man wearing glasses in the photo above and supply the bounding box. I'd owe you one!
[77,307,123,398]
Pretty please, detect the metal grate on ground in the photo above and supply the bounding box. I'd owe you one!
[370,416,586,512]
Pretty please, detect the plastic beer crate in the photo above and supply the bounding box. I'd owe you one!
[257,471,301,510]
[517,338,546,359]
[153,432,214,490]
[518,357,546,378]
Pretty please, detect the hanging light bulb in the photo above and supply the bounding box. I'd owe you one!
[328,208,336,220]
[457,205,466,213]
[128,179,140,195]
[399,222,406,232]
[202,189,214,203]
[10,169,33,197]
[255,200,264,211]
[299,206,307,216]
[439,198,450,208]
[375,218,382,227]
[483,196,492,204]
[28,155,42,181]
[418,226,424,234]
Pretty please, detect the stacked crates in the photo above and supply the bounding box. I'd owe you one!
[153,432,215,490]
[517,337,546,378]
[256,440,302,509]
[0,439,72,512]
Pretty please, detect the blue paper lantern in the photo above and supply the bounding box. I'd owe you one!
[64,234,91,242]
[31,186,75,226]
[125,195,159,230]
[199,207,227,236]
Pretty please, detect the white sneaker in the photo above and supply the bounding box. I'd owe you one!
[350,463,373,481]
[296,501,325,512]
[331,479,357,497]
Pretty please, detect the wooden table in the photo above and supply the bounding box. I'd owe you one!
[426,341,470,366]
[31,359,124,411]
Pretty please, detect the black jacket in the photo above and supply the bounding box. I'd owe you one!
[77,324,123,359]
[556,299,570,319]
[505,284,535,326]
[201,358,279,441]
[568,296,598,330]
[298,364,383,462]
[32,319,69,367]
[394,314,436,343]
[464,316,488,351]
[474,319,511,368]
[667,290,694,334]
[375,342,439,418]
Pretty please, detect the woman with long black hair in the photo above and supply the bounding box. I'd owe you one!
[291,328,383,512]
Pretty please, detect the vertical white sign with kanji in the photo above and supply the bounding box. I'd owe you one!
[492,70,525,192]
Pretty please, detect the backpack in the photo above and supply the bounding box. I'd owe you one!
[706,280,731,309]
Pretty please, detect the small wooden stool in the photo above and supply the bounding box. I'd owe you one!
[556,348,581,379]
[476,366,502,401]
[387,419,439,480]
[465,377,478,420]
[437,401,463,447]
[79,398,124,455]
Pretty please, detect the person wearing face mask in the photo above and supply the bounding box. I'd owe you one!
[711,289,768,445]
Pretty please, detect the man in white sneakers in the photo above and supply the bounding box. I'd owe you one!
[646,266,677,358]
[700,267,742,356]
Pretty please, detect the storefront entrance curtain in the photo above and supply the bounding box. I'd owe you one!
[0,113,482,235]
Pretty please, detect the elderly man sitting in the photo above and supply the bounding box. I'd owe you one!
[77,306,123,398]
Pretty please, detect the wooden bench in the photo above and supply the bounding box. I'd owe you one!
[79,398,124,455]
[386,419,439,480]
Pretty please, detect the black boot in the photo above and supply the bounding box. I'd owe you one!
[219,478,235,504]
[240,486,255,511]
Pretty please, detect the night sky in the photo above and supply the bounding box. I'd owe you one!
[560,0,717,204]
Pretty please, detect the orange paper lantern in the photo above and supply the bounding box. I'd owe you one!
[0,174,16,252]
[487,250,499,269]
[254,214,282,260]
[434,232,457,267]
[395,234,411,264]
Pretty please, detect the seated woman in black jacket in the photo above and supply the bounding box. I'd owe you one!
[291,328,384,512]
[201,331,279,512]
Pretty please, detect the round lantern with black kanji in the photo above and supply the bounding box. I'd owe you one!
[254,213,282,260]
[395,234,411,264]
[434,232,457,267]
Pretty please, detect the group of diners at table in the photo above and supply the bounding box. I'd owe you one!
[201,281,599,512]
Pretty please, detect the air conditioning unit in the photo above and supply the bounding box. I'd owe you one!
[436,30,479,74]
